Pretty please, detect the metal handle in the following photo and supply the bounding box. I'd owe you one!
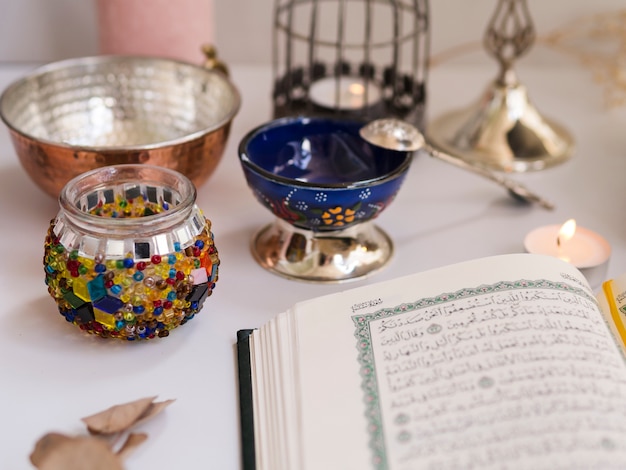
[424,144,554,210]
[201,44,229,76]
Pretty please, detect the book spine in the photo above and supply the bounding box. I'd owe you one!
[237,329,257,470]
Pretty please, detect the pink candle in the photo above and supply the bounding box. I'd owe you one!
[96,0,215,64]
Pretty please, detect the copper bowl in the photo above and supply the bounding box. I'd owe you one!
[0,55,240,197]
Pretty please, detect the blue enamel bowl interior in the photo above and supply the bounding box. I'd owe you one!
[238,117,413,231]
[239,117,411,187]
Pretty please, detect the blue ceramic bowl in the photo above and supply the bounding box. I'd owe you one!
[238,117,413,232]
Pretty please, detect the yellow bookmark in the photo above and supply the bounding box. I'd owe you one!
[603,279,626,348]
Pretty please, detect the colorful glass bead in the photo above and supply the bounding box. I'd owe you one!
[43,165,220,340]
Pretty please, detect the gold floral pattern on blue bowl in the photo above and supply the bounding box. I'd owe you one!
[238,117,413,283]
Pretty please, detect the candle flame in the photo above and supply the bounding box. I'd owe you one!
[348,83,365,96]
[557,219,577,247]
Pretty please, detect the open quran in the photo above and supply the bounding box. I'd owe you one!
[237,253,626,470]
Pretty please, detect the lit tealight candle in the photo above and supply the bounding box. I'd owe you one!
[524,219,611,287]
[309,76,381,110]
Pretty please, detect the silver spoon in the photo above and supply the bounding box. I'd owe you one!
[359,118,554,210]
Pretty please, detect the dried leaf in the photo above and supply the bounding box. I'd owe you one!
[134,399,176,427]
[82,396,157,435]
[115,432,148,460]
[32,396,175,468]
[33,436,123,470]
[30,433,73,467]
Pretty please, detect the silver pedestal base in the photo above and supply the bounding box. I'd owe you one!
[428,81,574,172]
[250,218,394,283]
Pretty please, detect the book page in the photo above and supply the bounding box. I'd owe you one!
[289,254,626,470]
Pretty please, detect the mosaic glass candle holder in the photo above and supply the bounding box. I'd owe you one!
[238,117,412,283]
[43,164,219,340]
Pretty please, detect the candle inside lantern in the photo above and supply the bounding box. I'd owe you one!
[524,219,611,287]
[309,77,381,110]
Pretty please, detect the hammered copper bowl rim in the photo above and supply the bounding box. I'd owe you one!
[0,54,241,151]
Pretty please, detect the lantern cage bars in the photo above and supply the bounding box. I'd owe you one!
[272,0,430,129]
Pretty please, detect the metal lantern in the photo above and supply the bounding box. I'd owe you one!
[428,0,574,172]
[272,0,430,129]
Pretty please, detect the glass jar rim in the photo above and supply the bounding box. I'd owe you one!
[59,164,197,232]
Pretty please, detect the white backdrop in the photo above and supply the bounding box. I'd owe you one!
[0,0,622,66]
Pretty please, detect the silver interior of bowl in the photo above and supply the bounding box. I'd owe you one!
[0,56,240,148]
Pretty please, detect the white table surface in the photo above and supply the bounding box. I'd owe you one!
[1,60,625,469]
